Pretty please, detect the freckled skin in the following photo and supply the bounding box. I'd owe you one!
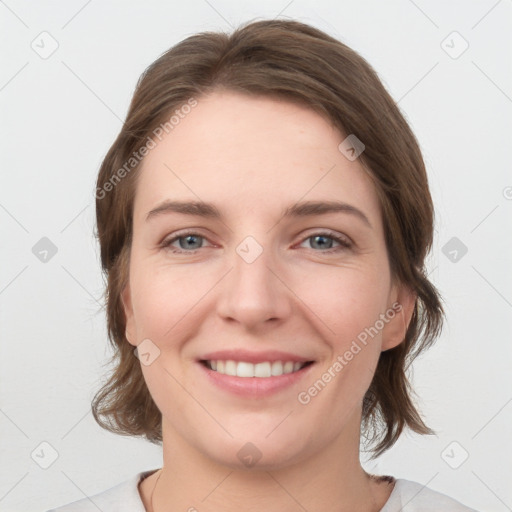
[124,91,415,512]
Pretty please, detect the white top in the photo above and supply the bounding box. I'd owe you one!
[46,470,478,511]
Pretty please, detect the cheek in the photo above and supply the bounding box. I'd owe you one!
[130,255,390,346]
[129,260,205,341]
[297,262,390,345]
[294,269,387,423]
[294,263,389,402]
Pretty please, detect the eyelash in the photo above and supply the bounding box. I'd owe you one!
[160,230,353,255]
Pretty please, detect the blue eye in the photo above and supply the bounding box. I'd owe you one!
[300,232,352,252]
[161,230,352,254]
[162,233,208,253]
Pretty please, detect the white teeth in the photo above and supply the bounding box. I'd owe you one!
[206,359,308,377]
[271,361,283,376]
[236,361,254,377]
[254,362,271,377]
[283,361,294,373]
[224,360,237,376]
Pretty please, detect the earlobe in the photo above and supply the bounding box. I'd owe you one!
[121,284,137,347]
[381,285,416,351]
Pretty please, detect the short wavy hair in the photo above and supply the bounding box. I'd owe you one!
[91,18,444,458]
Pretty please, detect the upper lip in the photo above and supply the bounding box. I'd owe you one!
[198,349,314,364]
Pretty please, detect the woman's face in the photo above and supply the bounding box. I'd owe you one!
[123,90,413,469]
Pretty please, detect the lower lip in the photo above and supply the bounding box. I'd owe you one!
[197,362,315,398]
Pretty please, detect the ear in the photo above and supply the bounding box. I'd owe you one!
[121,283,137,347]
[381,283,416,352]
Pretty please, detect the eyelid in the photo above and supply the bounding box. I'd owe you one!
[160,228,353,253]
[298,228,353,246]
[160,228,216,249]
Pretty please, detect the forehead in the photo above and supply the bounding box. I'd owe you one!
[133,90,381,228]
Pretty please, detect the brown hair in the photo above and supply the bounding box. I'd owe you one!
[91,18,444,457]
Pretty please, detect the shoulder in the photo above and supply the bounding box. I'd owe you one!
[381,478,479,512]
[45,470,155,512]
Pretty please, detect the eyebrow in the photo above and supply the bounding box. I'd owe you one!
[146,199,372,228]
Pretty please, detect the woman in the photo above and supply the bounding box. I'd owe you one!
[48,18,478,512]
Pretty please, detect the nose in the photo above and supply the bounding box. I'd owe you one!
[215,240,292,330]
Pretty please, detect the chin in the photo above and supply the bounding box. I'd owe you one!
[200,428,313,472]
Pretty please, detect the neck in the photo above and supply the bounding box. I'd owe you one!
[146,414,394,512]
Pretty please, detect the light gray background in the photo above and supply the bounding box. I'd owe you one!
[1,1,511,511]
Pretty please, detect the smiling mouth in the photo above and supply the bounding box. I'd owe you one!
[200,360,314,378]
